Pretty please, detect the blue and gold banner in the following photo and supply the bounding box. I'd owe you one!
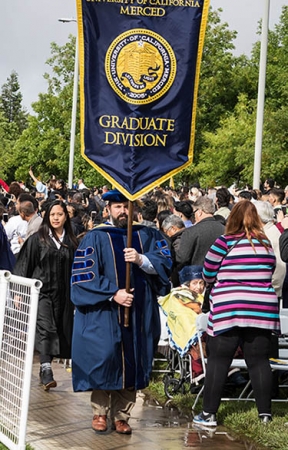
[76,0,210,200]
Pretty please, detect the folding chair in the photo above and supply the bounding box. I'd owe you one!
[192,312,288,410]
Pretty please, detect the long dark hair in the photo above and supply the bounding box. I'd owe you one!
[225,200,269,251]
[38,200,78,249]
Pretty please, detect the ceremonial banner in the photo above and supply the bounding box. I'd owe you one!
[76,0,210,200]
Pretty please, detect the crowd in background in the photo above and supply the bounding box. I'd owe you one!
[1,173,288,267]
[1,172,288,426]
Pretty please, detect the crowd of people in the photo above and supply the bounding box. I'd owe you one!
[1,172,288,432]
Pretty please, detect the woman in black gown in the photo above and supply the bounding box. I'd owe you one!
[14,200,78,390]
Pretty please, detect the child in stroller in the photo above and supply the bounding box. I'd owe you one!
[158,265,206,398]
[158,265,246,398]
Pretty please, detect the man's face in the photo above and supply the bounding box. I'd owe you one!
[108,202,129,228]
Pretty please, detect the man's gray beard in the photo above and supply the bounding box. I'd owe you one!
[111,215,128,228]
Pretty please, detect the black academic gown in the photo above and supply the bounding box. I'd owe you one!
[13,232,75,358]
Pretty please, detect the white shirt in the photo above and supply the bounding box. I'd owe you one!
[78,182,88,190]
[5,215,28,254]
[49,229,65,249]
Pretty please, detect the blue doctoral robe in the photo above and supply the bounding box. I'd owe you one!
[71,224,171,391]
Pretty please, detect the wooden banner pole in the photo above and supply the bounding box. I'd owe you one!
[124,200,134,327]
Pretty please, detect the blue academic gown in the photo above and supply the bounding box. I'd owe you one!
[71,224,171,392]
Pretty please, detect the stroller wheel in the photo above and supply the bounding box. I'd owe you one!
[164,378,184,399]
[163,373,173,384]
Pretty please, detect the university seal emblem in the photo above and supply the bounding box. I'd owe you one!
[105,29,177,105]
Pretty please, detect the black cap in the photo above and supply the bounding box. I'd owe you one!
[102,189,128,203]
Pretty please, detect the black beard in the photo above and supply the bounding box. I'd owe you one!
[112,214,128,228]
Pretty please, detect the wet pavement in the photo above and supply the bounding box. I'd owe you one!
[26,360,257,450]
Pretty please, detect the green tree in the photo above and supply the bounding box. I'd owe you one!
[0,111,14,181]
[195,95,257,187]
[181,5,288,188]
[0,70,28,136]
[177,7,257,186]
[0,71,28,182]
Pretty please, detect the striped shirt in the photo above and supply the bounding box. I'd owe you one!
[203,233,280,336]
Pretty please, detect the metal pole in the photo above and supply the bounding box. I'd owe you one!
[58,18,78,189]
[253,0,270,189]
[68,34,79,188]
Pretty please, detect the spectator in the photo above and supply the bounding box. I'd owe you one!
[4,195,28,256]
[238,190,253,201]
[8,182,22,201]
[155,194,174,214]
[67,203,85,236]
[137,199,158,229]
[178,197,225,269]
[158,265,205,367]
[155,209,172,233]
[29,167,49,199]
[193,200,280,427]
[268,188,286,218]
[162,214,185,286]
[254,201,286,297]
[174,201,193,228]
[280,216,288,261]
[72,192,88,210]
[214,187,231,222]
[76,213,94,242]
[77,178,88,190]
[18,200,43,244]
[263,178,275,195]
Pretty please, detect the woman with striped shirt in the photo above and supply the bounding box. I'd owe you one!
[193,200,280,427]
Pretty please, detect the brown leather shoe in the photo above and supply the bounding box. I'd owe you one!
[113,420,132,435]
[92,415,107,432]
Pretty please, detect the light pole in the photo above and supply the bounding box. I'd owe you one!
[253,0,270,189]
[58,18,78,189]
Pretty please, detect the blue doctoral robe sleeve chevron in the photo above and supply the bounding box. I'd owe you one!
[71,229,120,306]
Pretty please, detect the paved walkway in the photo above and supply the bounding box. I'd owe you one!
[26,360,248,450]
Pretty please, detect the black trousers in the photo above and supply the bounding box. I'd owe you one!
[203,327,272,415]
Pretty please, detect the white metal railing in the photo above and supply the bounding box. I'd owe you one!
[0,270,41,450]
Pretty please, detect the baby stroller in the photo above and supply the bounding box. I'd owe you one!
[162,347,204,399]
[158,287,206,399]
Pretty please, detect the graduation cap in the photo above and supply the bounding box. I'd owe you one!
[102,189,128,203]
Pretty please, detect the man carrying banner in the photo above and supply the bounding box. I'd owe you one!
[70,189,171,435]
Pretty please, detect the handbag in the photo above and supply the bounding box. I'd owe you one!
[202,234,244,313]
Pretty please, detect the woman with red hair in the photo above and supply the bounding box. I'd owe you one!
[193,200,280,427]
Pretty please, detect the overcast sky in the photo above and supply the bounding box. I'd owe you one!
[1,0,288,112]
